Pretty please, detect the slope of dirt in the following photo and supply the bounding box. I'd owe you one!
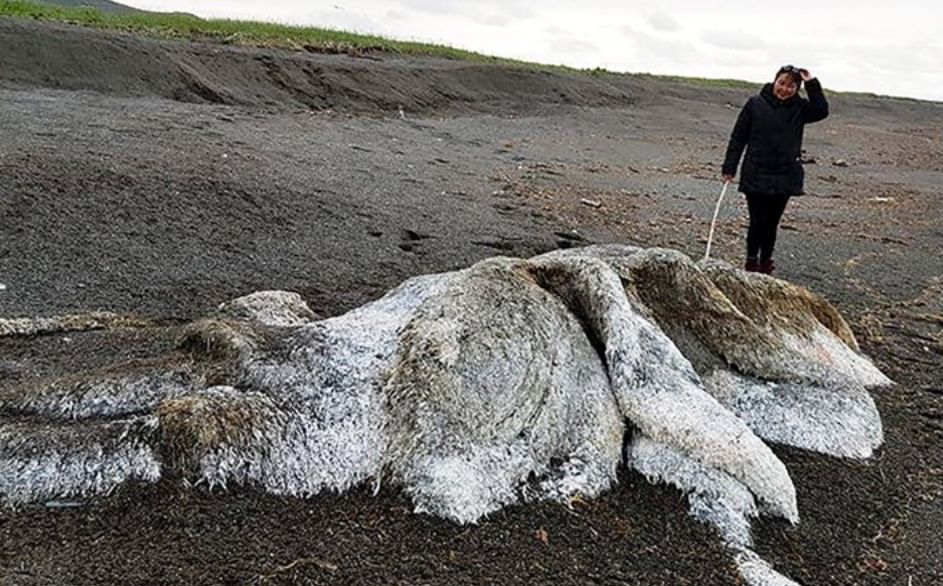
[1,17,941,586]
[0,17,645,115]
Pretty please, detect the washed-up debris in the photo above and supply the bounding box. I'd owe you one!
[580,198,602,208]
[554,230,588,249]
[0,311,152,337]
[1,246,888,586]
[44,499,85,509]
[258,556,338,582]
[881,236,908,245]
[832,159,849,167]
[553,230,587,242]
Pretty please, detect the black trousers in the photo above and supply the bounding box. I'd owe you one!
[745,193,790,261]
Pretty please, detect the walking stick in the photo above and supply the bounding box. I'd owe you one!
[703,180,730,262]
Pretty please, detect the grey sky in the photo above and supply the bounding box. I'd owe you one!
[126,1,943,101]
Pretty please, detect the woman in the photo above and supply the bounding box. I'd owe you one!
[722,65,829,274]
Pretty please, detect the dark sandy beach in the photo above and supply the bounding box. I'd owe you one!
[1,17,941,585]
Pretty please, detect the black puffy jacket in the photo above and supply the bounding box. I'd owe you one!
[722,78,829,196]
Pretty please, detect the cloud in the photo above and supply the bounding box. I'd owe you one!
[699,29,766,51]
[384,10,409,24]
[647,10,681,32]
[619,26,701,69]
[548,37,601,56]
[398,0,468,16]
[398,0,532,23]
[304,9,383,34]
[479,13,512,27]
[759,36,943,99]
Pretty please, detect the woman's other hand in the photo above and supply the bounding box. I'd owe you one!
[722,174,734,183]
[799,68,813,82]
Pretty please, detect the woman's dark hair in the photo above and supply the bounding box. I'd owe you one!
[776,65,803,87]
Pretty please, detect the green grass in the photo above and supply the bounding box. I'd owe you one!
[0,0,538,67]
[637,73,757,90]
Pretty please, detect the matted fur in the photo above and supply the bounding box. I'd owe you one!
[0,311,152,337]
[0,246,889,586]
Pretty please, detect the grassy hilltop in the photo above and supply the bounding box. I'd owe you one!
[0,0,761,90]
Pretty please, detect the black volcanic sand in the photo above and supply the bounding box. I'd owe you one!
[1,17,942,586]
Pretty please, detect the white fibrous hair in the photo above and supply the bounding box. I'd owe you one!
[0,245,889,586]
